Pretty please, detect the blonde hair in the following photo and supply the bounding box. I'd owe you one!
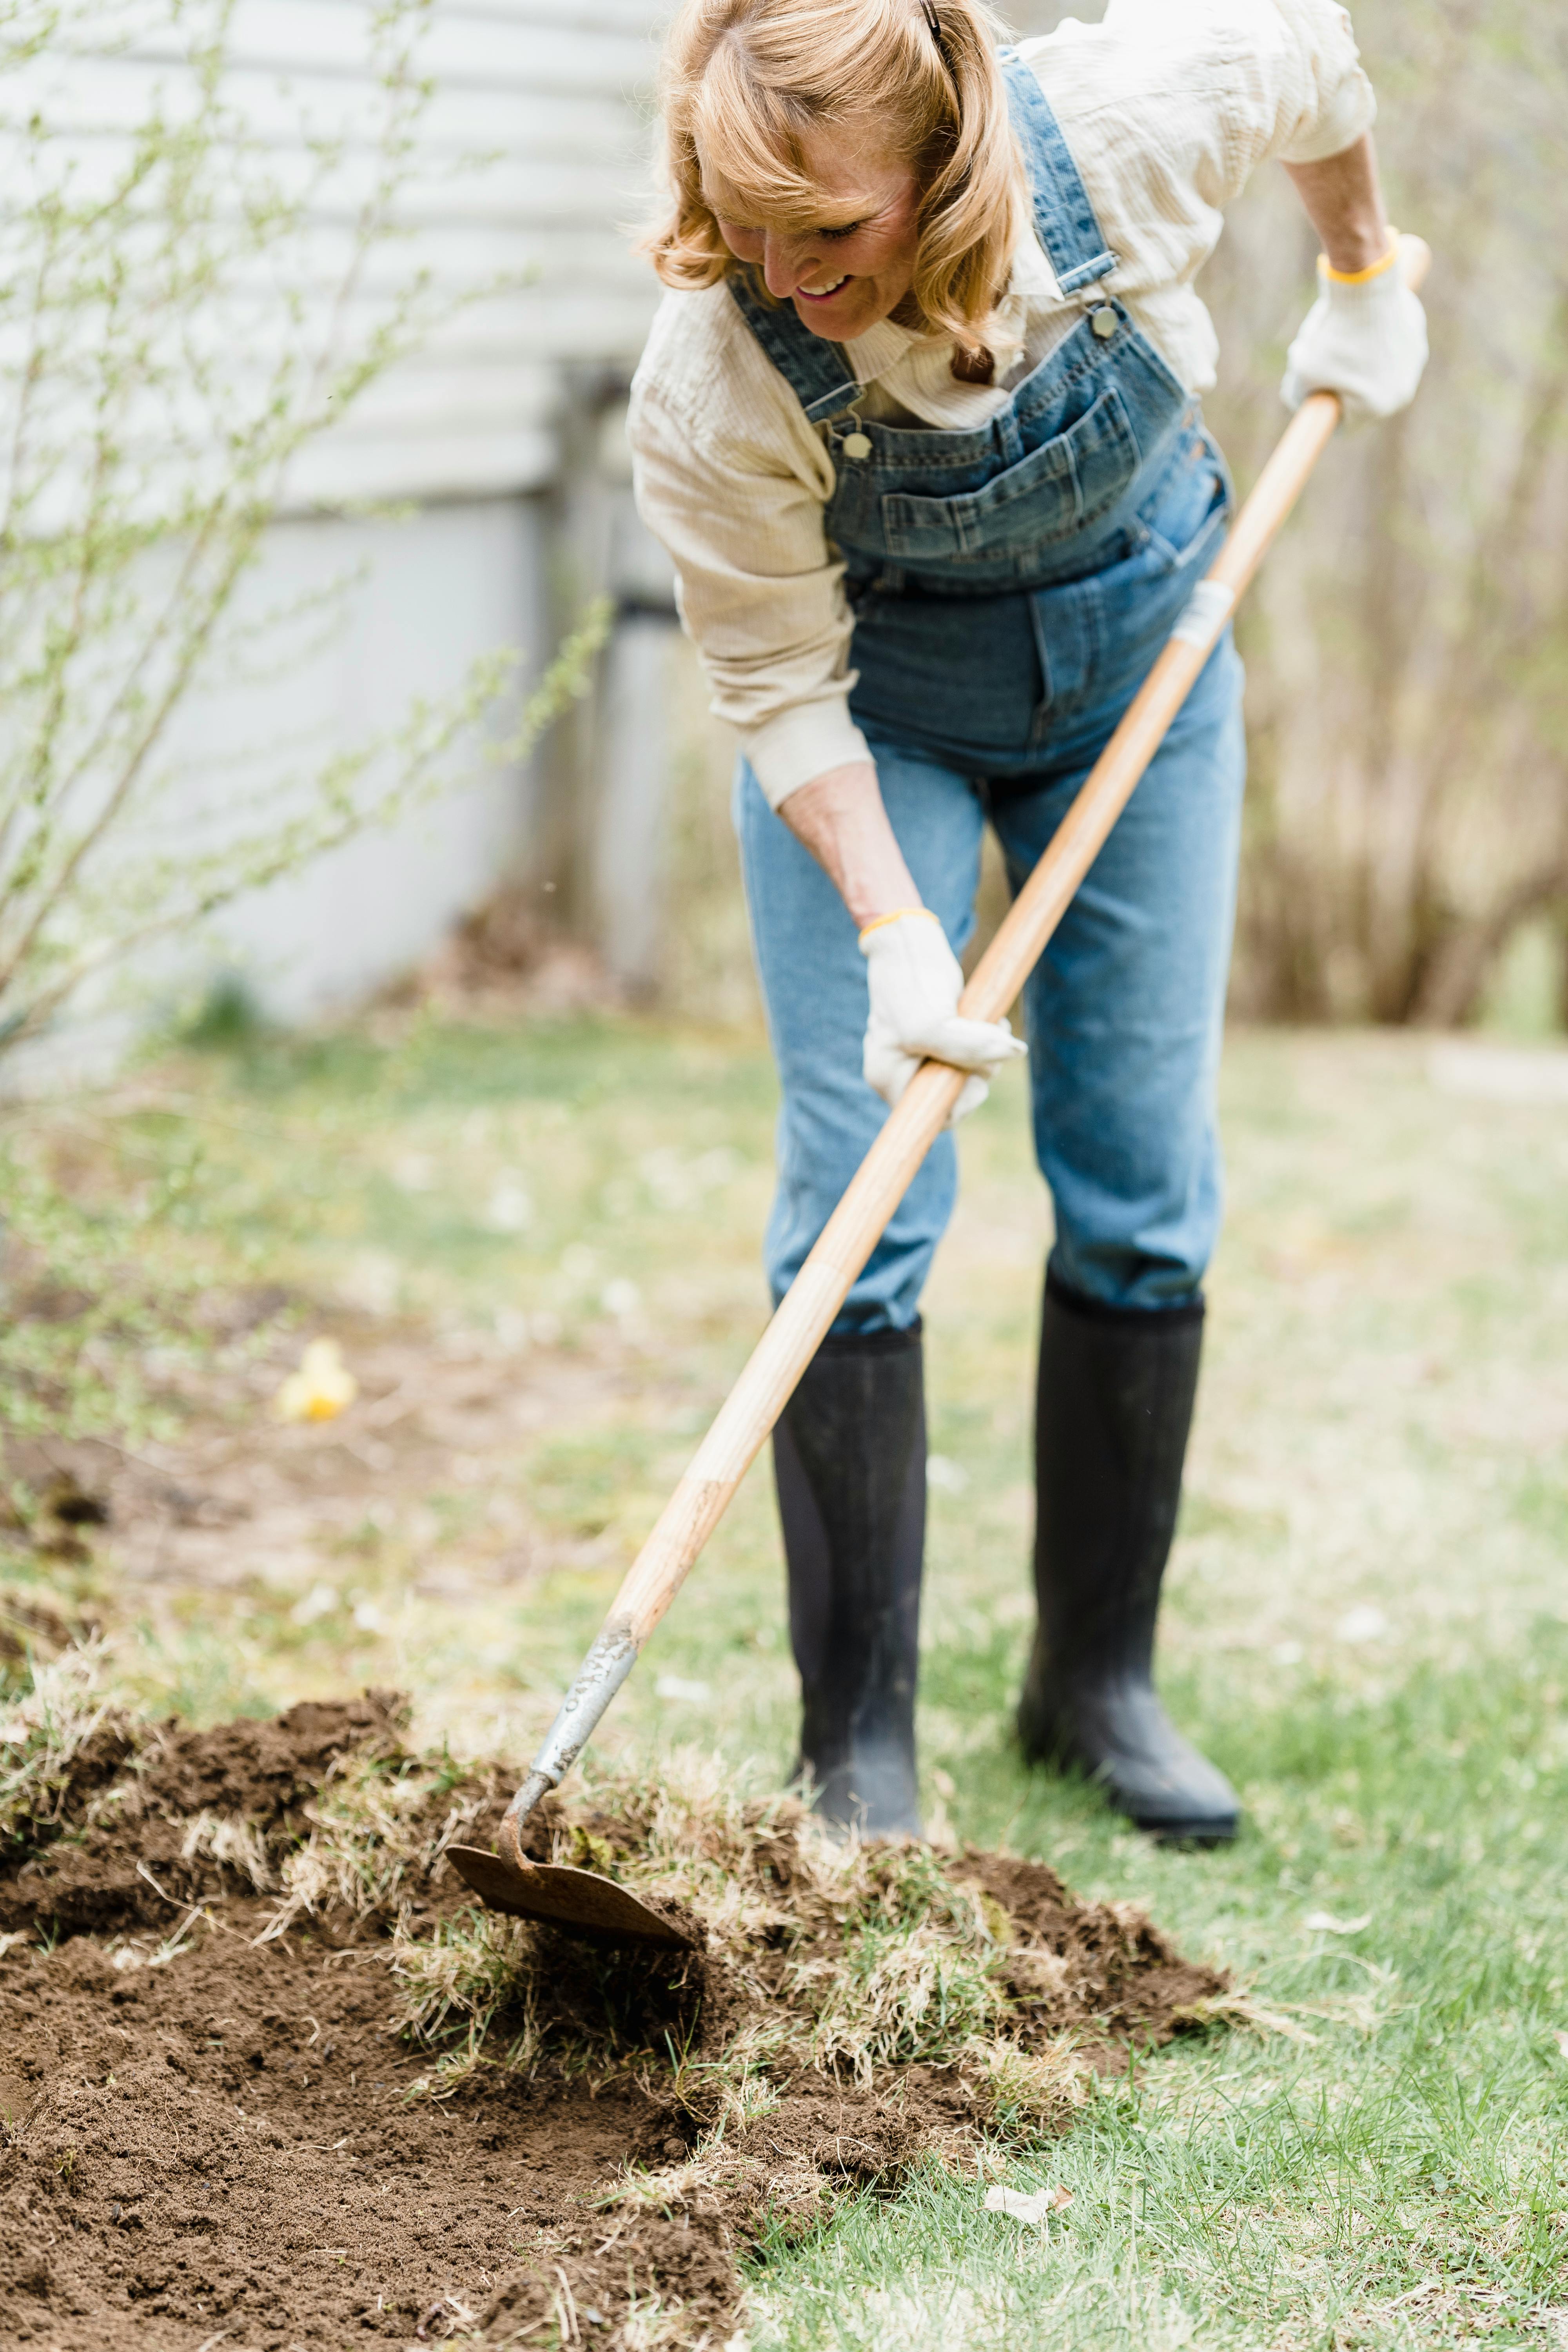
[644,0,1027,357]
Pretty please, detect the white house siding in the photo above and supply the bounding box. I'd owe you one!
[176,496,552,1025]
[18,0,672,1043]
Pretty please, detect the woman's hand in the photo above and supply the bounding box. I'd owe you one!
[778,761,1025,1123]
[1281,135,1428,425]
[860,909,1027,1121]
[1280,247,1428,423]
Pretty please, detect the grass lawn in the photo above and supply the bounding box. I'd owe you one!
[4,1006,1567,2347]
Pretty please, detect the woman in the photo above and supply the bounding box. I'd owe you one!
[630,0,1425,1842]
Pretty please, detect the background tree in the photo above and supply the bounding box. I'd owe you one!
[0,0,604,1060]
[1198,0,1568,1025]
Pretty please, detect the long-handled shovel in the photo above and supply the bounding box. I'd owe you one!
[448,238,1430,1946]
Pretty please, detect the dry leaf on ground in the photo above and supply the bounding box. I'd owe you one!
[984,2183,1074,2225]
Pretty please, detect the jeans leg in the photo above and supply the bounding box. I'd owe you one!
[992,641,1245,1837]
[989,640,1247,1310]
[734,740,985,1334]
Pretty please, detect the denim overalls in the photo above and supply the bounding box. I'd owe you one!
[733,52,1247,1326]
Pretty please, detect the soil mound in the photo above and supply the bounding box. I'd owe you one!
[0,1690,409,1942]
[0,1665,1229,2348]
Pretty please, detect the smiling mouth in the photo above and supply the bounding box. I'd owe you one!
[796,274,849,302]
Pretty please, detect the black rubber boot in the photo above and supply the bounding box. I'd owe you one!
[773,1322,925,1838]
[1017,1268,1239,1843]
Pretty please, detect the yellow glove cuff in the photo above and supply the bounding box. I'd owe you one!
[1319,236,1400,287]
[857,907,940,944]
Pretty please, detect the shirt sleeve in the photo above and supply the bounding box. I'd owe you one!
[1263,0,1377,165]
[1087,0,1377,199]
[628,362,870,813]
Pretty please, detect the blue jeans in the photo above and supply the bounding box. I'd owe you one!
[735,636,1246,1332]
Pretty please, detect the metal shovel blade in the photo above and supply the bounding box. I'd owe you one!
[445,1842,692,1948]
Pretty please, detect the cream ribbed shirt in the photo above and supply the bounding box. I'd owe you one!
[628,0,1376,810]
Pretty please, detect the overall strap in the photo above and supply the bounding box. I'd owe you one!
[997,47,1119,295]
[727,269,862,425]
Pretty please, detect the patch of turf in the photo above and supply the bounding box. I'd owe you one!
[7,1016,1568,2343]
[755,1633,1568,2350]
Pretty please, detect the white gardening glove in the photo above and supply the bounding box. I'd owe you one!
[859,908,1027,1125]
[1281,242,1428,425]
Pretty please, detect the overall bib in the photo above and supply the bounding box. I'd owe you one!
[733,52,1248,1328]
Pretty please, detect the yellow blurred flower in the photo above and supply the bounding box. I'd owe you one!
[273,1338,358,1423]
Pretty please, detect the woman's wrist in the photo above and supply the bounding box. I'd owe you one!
[777,760,922,929]
[1283,135,1391,281]
[1320,238,1397,285]
[1317,220,1392,278]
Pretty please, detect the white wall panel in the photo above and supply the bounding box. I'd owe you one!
[187,496,550,1020]
[4,0,667,508]
[7,1,677,1053]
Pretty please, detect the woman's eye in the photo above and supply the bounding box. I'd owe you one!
[819,221,861,242]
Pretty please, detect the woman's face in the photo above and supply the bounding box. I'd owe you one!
[704,123,921,343]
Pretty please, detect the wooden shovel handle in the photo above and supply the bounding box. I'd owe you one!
[517,235,1431,1802]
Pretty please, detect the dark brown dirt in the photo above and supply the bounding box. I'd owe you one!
[0,1694,409,1943]
[952,1850,1225,2036]
[0,1698,1228,2349]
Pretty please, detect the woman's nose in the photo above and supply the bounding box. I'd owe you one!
[762,233,821,300]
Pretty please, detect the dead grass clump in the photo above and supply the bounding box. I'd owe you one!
[0,1643,135,1858]
[177,1808,278,1892]
[975,2033,1094,2129]
[396,1908,537,2048]
[260,1746,492,1940]
[0,1657,445,1940]
[382,1744,1227,2175]
[793,1840,1006,2080]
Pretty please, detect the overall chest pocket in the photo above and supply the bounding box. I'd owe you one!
[879,382,1139,563]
